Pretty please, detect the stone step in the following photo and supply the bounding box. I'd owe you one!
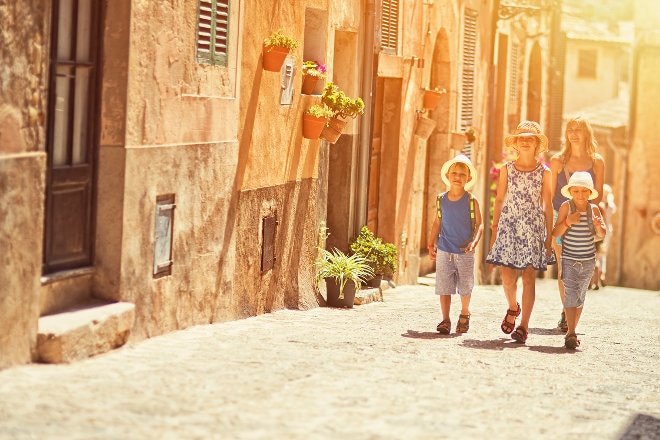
[37,300,135,364]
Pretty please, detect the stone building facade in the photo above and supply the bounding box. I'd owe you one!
[1,0,563,370]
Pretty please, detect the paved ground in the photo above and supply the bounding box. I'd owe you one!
[0,278,658,440]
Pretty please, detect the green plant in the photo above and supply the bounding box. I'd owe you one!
[349,226,398,277]
[315,248,374,299]
[263,30,300,50]
[427,87,447,94]
[302,60,327,80]
[321,82,365,119]
[305,104,333,119]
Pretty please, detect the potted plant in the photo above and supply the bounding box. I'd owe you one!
[319,82,365,143]
[422,87,447,110]
[301,60,327,94]
[349,226,398,287]
[315,248,374,308]
[262,30,299,72]
[303,104,333,140]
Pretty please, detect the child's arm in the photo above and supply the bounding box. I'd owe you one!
[465,198,484,254]
[592,204,607,239]
[541,168,554,255]
[427,216,440,261]
[490,164,508,248]
[552,203,569,238]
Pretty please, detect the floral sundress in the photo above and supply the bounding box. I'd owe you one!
[486,162,555,270]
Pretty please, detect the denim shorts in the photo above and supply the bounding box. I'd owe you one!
[435,249,474,297]
[561,257,596,308]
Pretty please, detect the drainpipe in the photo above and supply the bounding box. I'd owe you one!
[355,0,376,231]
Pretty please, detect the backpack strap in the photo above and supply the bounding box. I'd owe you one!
[563,200,596,240]
[436,192,446,220]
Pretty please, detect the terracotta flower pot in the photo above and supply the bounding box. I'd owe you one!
[262,43,289,72]
[320,117,347,144]
[302,114,327,140]
[423,90,444,110]
[301,74,321,95]
[414,117,437,140]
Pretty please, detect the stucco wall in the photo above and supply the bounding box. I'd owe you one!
[0,2,49,367]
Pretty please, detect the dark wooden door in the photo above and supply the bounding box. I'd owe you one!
[367,78,385,233]
[43,0,101,274]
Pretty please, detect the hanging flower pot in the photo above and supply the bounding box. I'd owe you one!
[320,117,348,144]
[302,114,327,139]
[414,117,437,140]
[422,88,447,110]
[301,74,321,94]
[262,30,299,72]
[262,43,290,72]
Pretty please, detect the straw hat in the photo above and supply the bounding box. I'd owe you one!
[440,154,477,190]
[561,171,599,200]
[504,121,549,153]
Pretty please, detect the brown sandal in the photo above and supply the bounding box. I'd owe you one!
[511,325,528,343]
[501,302,521,334]
[436,319,451,335]
[565,333,580,349]
[456,314,470,333]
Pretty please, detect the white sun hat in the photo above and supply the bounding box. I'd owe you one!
[561,171,599,200]
[440,154,477,190]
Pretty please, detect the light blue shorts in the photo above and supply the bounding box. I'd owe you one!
[561,258,596,308]
[434,249,474,297]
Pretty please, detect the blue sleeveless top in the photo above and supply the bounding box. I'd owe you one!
[552,165,596,211]
[437,192,472,254]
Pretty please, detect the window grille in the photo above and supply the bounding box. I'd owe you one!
[196,0,230,66]
[509,43,519,101]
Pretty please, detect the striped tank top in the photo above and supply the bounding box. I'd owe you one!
[562,211,596,260]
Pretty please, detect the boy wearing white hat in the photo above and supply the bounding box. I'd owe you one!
[552,171,607,349]
[427,154,484,334]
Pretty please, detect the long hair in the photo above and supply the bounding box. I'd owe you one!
[562,116,598,161]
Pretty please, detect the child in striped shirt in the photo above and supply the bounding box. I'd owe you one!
[552,172,607,349]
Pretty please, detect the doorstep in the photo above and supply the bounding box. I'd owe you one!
[37,299,135,364]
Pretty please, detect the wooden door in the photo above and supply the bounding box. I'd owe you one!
[367,78,385,233]
[43,0,101,274]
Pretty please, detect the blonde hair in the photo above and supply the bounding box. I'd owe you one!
[562,116,598,161]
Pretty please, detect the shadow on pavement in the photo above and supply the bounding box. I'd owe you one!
[528,327,566,336]
[401,330,459,339]
[617,414,660,439]
[459,338,527,350]
[527,345,577,355]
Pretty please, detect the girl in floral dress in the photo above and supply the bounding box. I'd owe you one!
[487,121,555,343]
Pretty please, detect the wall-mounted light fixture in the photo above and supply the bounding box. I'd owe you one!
[498,0,554,21]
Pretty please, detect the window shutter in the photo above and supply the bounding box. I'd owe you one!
[196,0,230,66]
[460,8,478,130]
[381,0,399,52]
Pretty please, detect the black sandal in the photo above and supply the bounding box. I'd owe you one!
[501,302,521,334]
[456,314,470,333]
[436,319,451,335]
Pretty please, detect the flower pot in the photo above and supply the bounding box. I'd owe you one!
[325,278,356,308]
[414,117,437,140]
[301,74,321,95]
[302,114,327,140]
[320,117,347,144]
[262,43,289,72]
[365,274,383,288]
[423,90,444,110]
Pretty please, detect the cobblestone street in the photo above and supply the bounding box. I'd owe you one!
[0,278,658,440]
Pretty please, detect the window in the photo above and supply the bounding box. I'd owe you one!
[153,195,176,277]
[380,0,399,52]
[196,0,230,66]
[578,49,597,79]
[460,8,478,130]
[509,43,519,101]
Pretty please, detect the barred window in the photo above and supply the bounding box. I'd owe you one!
[196,0,230,66]
[509,43,519,101]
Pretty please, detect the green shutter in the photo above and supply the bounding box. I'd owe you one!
[196,0,230,66]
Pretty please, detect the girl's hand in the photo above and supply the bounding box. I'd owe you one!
[428,245,437,261]
[566,210,580,226]
[544,236,553,257]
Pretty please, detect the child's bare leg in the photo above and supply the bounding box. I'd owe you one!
[553,241,565,310]
[460,294,471,316]
[501,267,518,315]
[519,267,537,330]
[566,306,583,335]
[440,295,451,321]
